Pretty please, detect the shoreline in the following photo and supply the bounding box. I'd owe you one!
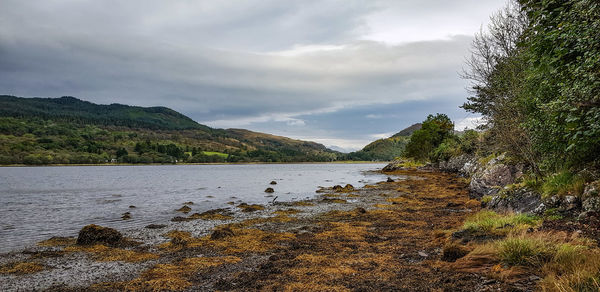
[0,168,532,291]
[0,161,385,167]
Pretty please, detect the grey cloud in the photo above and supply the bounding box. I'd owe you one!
[0,0,504,149]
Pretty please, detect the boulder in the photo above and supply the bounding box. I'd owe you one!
[583,197,600,213]
[387,177,394,182]
[583,181,600,199]
[76,224,123,246]
[438,154,478,175]
[382,160,409,172]
[469,154,524,198]
[559,195,580,212]
[487,187,542,214]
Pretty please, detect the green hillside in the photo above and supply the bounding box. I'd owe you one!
[343,124,420,161]
[0,95,205,130]
[0,96,339,164]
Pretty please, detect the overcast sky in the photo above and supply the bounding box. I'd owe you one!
[0,0,505,151]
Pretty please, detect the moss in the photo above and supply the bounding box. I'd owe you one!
[481,195,493,204]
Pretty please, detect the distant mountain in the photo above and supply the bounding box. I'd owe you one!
[0,96,340,164]
[344,124,420,161]
[391,123,421,138]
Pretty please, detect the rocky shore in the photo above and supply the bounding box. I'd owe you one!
[2,161,598,291]
[1,166,539,291]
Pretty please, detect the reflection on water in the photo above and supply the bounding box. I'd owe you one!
[0,163,386,252]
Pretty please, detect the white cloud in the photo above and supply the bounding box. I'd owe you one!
[455,116,485,131]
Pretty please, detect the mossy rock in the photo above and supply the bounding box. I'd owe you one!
[76,224,123,246]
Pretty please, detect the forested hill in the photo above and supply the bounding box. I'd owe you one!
[343,123,421,161]
[0,95,205,130]
[0,96,340,164]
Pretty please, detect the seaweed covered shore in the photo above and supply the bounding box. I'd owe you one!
[0,168,565,291]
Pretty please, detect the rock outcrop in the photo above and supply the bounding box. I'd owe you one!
[487,187,542,214]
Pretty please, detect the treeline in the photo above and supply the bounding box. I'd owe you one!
[0,95,204,130]
[400,0,599,198]
[0,117,339,165]
[461,0,599,175]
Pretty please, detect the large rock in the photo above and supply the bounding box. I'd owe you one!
[438,154,478,176]
[583,180,600,200]
[382,160,408,172]
[583,197,600,213]
[469,154,524,198]
[76,224,123,246]
[488,187,542,214]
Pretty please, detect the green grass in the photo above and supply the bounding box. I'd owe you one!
[462,210,540,236]
[541,171,586,198]
[201,151,229,158]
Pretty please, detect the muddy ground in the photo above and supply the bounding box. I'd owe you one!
[0,169,538,291]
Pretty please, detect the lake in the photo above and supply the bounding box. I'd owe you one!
[0,163,387,252]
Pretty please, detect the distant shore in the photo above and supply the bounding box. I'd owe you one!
[0,161,386,167]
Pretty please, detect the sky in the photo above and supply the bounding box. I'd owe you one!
[0,0,505,152]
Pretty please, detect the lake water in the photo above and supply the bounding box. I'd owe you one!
[0,163,386,252]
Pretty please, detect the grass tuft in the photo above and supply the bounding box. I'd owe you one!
[461,210,540,236]
[541,171,586,198]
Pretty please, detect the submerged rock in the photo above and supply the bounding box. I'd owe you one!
[176,205,192,213]
[121,212,131,220]
[76,224,123,246]
[265,187,275,193]
[270,181,277,185]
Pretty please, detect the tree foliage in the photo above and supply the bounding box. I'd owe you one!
[462,0,600,174]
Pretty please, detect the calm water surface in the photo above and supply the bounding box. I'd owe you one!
[0,163,386,252]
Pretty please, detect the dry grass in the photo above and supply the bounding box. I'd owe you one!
[65,244,158,262]
[160,227,295,254]
[0,262,44,275]
[124,256,241,291]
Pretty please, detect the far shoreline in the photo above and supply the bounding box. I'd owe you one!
[0,161,388,167]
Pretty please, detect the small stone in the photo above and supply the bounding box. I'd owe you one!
[356,207,367,214]
[418,251,429,257]
[265,187,275,193]
[270,181,277,185]
[128,205,136,208]
[145,224,166,229]
[387,177,394,182]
